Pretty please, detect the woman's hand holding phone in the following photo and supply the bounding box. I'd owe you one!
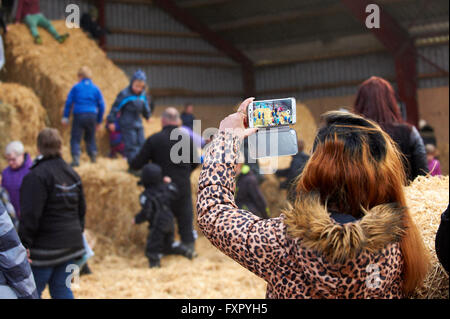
[219,97,258,139]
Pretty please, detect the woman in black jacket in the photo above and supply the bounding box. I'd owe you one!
[19,128,86,299]
[354,76,428,182]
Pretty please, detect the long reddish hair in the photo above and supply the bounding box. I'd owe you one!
[354,76,403,124]
[296,111,429,295]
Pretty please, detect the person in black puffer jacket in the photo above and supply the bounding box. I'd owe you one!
[19,128,86,299]
[354,76,428,182]
[133,163,193,268]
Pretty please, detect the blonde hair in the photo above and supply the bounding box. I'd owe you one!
[78,66,92,79]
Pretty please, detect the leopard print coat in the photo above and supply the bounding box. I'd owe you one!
[197,131,406,299]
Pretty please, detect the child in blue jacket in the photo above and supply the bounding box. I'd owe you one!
[62,66,105,166]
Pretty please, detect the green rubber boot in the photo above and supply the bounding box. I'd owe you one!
[34,36,43,45]
[58,33,70,44]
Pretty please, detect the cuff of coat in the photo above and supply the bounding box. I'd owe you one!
[203,130,243,165]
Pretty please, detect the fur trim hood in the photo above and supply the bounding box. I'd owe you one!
[283,193,406,263]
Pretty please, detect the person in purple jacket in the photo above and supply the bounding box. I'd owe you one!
[1,141,32,221]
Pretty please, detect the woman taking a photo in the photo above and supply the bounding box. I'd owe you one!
[197,98,429,298]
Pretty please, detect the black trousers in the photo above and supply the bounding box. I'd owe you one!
[171,192,195,244]
[145,227,174,260]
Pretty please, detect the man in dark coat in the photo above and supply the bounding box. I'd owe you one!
[275,140,310,204]
[130,107,200,257]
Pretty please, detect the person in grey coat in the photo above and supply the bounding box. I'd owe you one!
[0,201,38,299]
[107,70,154,162]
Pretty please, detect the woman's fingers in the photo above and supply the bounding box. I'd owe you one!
[237,97,255,115]
[243,128,258,138]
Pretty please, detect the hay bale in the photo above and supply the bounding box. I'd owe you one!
[292,103,317,154]
[3,21,130,155]
[407,175,449,299]
[0,83,47,168]
[74,158,146,256]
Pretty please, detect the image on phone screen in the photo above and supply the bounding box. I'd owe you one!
[250,98,295,128]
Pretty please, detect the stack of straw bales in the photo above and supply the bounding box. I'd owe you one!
[3,21,130,154]
[0,83,47,168]
[74,158,145,256]
[407,176,449,299]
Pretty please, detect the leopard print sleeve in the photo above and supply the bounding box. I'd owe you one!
[197,130,287,281]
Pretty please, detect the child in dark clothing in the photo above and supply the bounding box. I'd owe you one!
[133,163,192,268]
[235,164,269,219]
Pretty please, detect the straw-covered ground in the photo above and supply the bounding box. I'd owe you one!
[38,157,448,299]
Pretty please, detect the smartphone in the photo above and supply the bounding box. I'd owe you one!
[248,97,296,128]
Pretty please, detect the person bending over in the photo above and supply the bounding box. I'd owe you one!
[197,98,429,298]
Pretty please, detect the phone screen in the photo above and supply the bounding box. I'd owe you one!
[249,98,295,128]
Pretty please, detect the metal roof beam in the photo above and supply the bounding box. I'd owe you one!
[210,3,344,32]
[152,0,255,96]
[178,0,235,9]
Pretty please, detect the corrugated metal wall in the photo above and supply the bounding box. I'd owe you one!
[417,44,449,88]
[105,2,242,106]
[39,0,242,106]
[37,1,449,105]
[40,0,90,20]
[255,44,448,102]
[255,52,394,101]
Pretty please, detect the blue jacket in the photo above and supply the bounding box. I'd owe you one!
[0,201,38,299]
[107,74,153,129]
[63,78,106,123]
